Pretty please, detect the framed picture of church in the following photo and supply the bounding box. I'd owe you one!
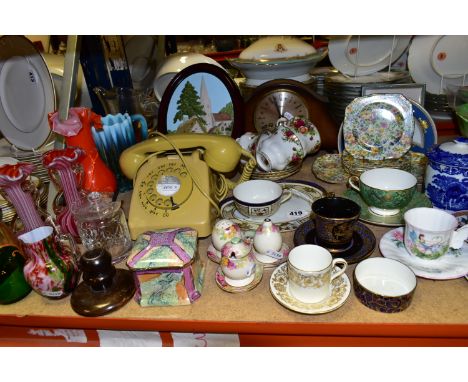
[158,63,244,138]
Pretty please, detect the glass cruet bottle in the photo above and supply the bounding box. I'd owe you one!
[70,192,132,264]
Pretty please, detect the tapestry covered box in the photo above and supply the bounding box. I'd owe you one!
[126,228,205,306]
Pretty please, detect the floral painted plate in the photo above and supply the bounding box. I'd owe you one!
[269,263,351,315]
[343,189,432,227]
[220,180,326,232]
[215,264,264,293]
[338,100,438,155]
[312,154,348,184]
[379,227,468,280]
[343,94,414,160]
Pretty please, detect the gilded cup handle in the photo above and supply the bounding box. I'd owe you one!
[279,189,293,204]
[348,176,361,192]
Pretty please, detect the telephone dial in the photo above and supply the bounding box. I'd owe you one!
[120,133,256,239]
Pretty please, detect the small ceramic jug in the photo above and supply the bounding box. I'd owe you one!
[255,119,306,171]
[220,237,256,287]
[18,226,80,299]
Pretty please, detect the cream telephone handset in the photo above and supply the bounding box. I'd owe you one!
[120,133,256,239]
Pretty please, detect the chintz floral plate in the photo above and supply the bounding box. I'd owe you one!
[312,154,348,184]
[269,263,351,314]
[343,94,414,160]
[379,227,468,280]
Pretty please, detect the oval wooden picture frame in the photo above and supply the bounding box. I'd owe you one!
[157,63,244,138]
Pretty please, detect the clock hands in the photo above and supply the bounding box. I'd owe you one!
[270,95,283,118]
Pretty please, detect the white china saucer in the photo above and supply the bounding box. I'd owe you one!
[215,264,264,293]
[253,243,290,268]
[379,227,468,280]
[269,263,351,315]
[220,180,325,232]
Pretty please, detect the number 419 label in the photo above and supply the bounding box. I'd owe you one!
[289,210,306,217]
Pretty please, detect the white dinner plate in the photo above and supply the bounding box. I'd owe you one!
[408,35,468,94]
[430,36,468,79]
[328,36,412,76]
[0,35,55,150]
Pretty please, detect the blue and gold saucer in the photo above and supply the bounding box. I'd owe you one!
[293,220,375,264]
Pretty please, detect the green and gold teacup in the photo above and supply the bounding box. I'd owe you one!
[348,168,417,216]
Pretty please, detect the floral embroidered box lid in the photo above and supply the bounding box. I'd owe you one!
[126,228,198,270]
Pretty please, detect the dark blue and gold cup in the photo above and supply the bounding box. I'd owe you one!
[311,196,361,253]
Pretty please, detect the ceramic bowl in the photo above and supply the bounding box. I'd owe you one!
[233,180,290,218]
[348,168,417,216]
[239,36,317,61]
[353,257,417,313]
[153,52,224,100]
[229,37,327,86]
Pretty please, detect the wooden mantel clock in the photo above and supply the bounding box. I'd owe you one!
[243,79,339,149]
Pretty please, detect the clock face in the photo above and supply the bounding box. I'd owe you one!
[253,89,309,132]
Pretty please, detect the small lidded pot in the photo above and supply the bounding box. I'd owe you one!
[425,137,468,212]
[220,237,256,287]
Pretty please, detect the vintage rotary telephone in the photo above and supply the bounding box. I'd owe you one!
[120,133,257,239]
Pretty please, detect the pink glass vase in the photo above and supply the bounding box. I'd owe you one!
[42,147,84,238]
[0,163,45,232]
[18,226,80,299]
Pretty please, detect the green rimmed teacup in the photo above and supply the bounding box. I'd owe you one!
[348,168,417,217]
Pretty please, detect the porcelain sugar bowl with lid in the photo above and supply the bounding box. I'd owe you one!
[425,137,468,212]
[220,237,257,287]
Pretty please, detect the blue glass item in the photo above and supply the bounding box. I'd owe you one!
[425,137,468,212]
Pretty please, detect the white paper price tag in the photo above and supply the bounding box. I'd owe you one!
[157,176,181,197]
[265,249,284,260]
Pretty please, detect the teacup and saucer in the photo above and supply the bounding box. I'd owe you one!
[269,244,351,314]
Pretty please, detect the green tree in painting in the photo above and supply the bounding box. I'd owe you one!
[173,81,206,128]
[219,102,233,117]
